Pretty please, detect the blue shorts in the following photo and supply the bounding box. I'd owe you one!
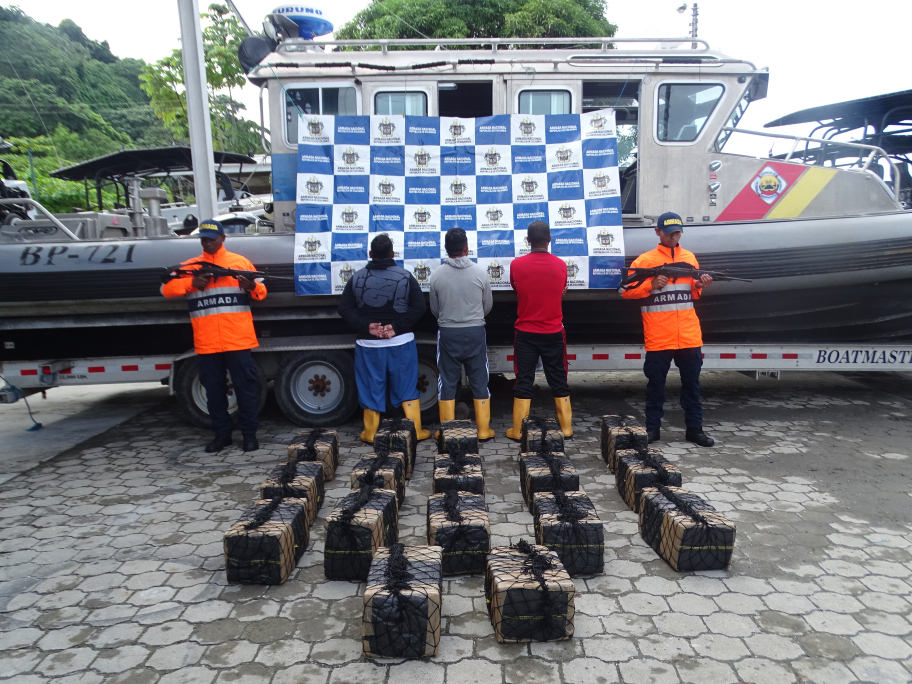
[354,340,419,412]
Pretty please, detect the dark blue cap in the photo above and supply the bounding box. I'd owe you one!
[657,212,684,234]
[198,219,225,239]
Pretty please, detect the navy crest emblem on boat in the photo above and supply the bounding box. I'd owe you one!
[484,148,501,167]
[450,178,467,197]
[558,204,576,219]
[487,260,504,281]
[597,230,614,246]
[378,178,395,196]
[305,236,321,253]
[306,177,323,195]
[521,177,538,194]
[519,118,536,135]
[449,120,465,137]
[555,147,572,163]
[413,262,431,282]
[413,207,430,224]
[378,118,396,136]
[339,263,354,284]
[485,207,503,223]
[341,207,358,224]
[307,118,324,136]
[342,148,359,165]
[414,148,431,167]
[565,259,579,279]
[751,166,788,204]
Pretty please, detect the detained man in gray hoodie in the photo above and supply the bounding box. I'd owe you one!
[429,228,495,440]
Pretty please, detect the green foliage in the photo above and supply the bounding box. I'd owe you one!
[335,0,616,46]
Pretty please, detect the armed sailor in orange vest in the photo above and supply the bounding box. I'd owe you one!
[161,219,267,453]
[621,212,714,447]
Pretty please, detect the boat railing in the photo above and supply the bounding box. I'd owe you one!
[718,127,901,205]
[0,198,80,240]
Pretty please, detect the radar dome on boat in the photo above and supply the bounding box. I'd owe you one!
[271,5,333,39]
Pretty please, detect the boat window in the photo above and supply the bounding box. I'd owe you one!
[375,92,428,116]
[656,83,724,143]
[285,86,357,144]
[715,90,751,151]
[439,82,493,118]
[518,90,571,115]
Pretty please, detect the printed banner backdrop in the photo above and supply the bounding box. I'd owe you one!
[293,110,624,295]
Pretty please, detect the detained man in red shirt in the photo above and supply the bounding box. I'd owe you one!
[506,220,573,439]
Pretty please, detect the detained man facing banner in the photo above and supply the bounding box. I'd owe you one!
[337,234,431,443]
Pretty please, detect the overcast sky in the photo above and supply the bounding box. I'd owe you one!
[19,0,912,152]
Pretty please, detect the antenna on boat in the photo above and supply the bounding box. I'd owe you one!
[177,0,218,221]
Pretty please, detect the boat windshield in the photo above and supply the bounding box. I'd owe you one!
[656,83,724,143]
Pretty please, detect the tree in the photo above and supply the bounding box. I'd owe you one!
[335,0,616,46]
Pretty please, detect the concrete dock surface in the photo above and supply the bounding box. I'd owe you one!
[0,370,910,683]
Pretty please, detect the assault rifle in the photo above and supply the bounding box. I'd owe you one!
[161,261,294,284]
[619,261,751,292]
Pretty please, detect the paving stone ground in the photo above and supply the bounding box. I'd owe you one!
[1,370,911,683]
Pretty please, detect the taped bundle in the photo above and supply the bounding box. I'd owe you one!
[351,452,407,505]
[437,419,478,455]
[599,415,647,473]
[224,497,308,585]
[519,452,579,508]
[260,461,325,526]
[520,415,564,454]
[324,486,399,581]
[533,490,604,576]
[432,452,485,495]
[639,485,736,572]
[616,448,682,513]
[288,428,339,481]
[362,544,443,658]
[485,539,575,643]
[375,417,417,479]
[427,490,491,575]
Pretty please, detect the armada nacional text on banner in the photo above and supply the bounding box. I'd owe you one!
[293,111,625,295]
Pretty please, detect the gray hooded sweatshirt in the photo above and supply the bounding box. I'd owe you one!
[429,256,493,328]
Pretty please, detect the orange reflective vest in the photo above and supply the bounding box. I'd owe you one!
[622,244,703,351]
[161,247,267,354]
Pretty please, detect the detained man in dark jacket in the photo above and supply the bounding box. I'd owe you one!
[337,234,429,443]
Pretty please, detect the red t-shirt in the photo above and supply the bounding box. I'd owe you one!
[510,251,567,334]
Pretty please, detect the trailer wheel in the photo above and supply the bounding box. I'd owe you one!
[416,354,440,417]
[174,356,267,429]
[274,350,358,427]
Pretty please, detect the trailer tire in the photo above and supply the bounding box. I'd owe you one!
[274,350,358,427]
[174,355,268,430]
[416,353,440,418]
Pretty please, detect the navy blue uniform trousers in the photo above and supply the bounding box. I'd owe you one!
[643,347,703,430]
[198,349,259,437]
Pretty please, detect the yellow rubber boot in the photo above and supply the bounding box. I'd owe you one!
[402,400,431,440]
[554,396,573,438]
[435,399,456,439]
[474,398,496,441]
[505,397,531,441]
[360,409,380,444]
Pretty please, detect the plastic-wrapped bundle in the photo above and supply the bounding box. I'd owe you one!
[288,428,339,481]
[519,452,579,508]
[362,544,443,658]
[599,415,647,473]
[432,452,485,495]
[520,415,564,454]
[437,420,478,455]
[351,452,407,505]
[427,490,491,575]
[485,539,575,643]
[639,485,736,572]
[375,417,417,480]
[224,497,308,585]
[616,448,682,512]
[260,461,325,526]
[324,486,399,581]
[533,490,604,577]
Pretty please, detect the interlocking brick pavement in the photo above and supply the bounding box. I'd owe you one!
[1,371,911,683]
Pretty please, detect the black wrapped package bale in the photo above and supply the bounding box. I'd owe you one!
[432,452,485,495]
[350,452,407,505]
[362,544,443,658]
[485,539,575,643]
[600,415,648,474]
[324,487,399,581]
[520,415,564,454]
[259,461,326,526]
[532,490,604,577]
[519,453,579,508]
[639,485,736,572]
[437,419,478,455]
[224,497,309,585]
[616,448,682,513]
[427,490,491,575]
[288,428,339,481]
[375,417,418,480]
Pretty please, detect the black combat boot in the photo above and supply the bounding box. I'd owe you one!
[205,434,233,453]
[646,427,660,444]
[242,434,260,452]
[685,427,715,447]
